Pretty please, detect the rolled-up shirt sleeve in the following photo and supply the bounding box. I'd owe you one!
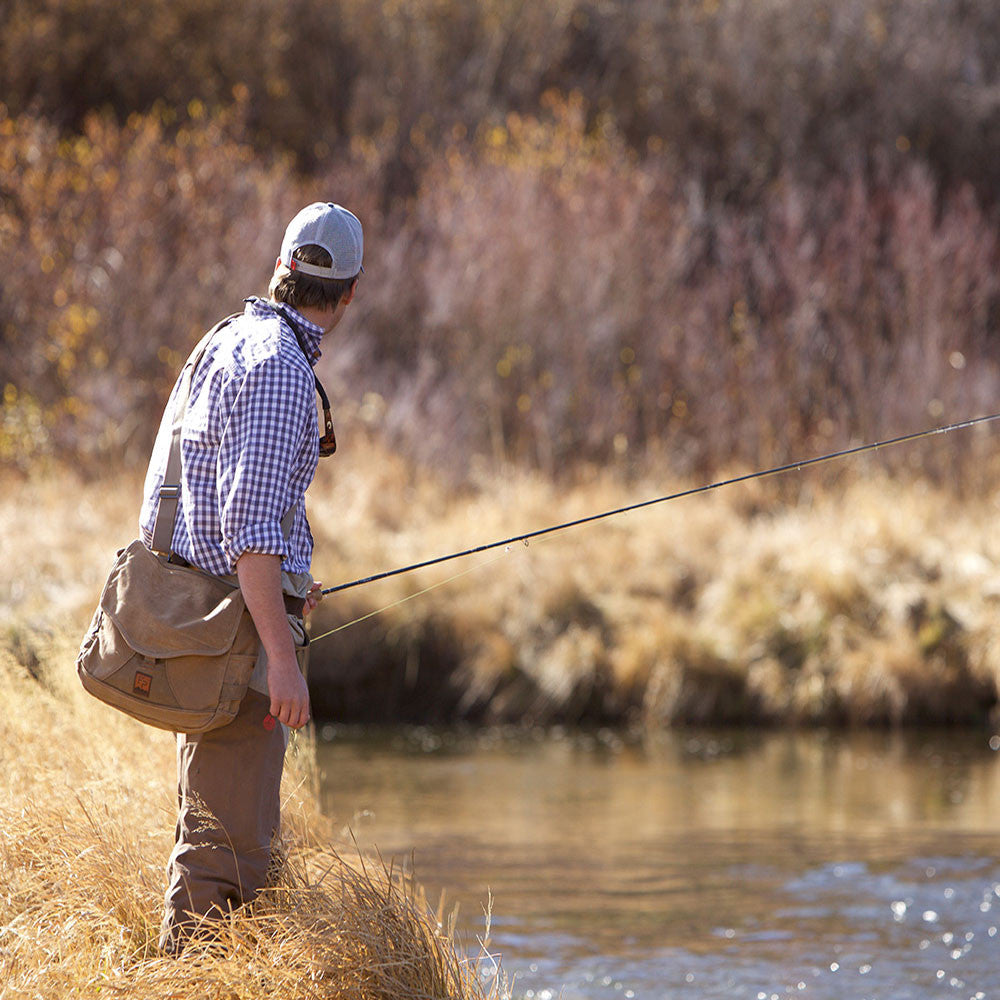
[216,356,315,568]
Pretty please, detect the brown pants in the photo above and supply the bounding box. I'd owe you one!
[158,688,286,954]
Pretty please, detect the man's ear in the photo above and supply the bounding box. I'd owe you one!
[342,277,359,305]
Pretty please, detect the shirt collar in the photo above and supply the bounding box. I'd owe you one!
[245,297,324,365]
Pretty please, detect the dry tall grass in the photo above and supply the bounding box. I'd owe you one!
[1,453,997,985]
[299,449,1000,728]
[0,488,501,998]
[5,452,999,733]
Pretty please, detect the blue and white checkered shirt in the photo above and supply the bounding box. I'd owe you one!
[140,298,324,577]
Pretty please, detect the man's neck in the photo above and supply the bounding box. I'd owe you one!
[291,304,332,331]
[270,299,340,335]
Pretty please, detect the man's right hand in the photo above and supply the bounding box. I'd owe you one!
[266,652,311,729]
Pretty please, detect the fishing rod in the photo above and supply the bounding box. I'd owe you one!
[320,412,1000,598]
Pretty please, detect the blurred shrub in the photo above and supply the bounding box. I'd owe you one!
[350,96,1000,478]
[0,104,296,467]
[3,93,1000,481]
[0,0,361,179]
[3,0,1000,206]
[4,0,1000,482]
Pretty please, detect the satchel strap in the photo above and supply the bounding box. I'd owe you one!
[150,314,296,558]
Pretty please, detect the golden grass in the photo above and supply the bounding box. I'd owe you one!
[2,451,999,990]
[0,494,501,998]
[301,451,1000,727]
[5,453,1000,731]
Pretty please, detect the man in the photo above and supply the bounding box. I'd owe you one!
[138,201,363,952]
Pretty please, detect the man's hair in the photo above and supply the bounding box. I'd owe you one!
[269,244,358,310]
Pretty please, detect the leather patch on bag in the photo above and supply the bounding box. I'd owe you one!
[133,671,153,697]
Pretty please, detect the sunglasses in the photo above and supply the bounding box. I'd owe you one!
[317,379,337,457]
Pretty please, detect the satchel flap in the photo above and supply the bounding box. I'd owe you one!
[101,540,246,658]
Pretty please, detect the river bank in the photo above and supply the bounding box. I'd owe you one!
[5,453,1000,729]
[303,450,1000,728]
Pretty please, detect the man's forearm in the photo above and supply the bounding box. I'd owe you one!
[235,552,296,663]
[235,550,311,728]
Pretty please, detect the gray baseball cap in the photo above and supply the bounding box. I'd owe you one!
[279,202,364,279]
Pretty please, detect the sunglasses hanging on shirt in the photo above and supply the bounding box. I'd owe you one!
[274,305,337,457]
[312,375,337,457]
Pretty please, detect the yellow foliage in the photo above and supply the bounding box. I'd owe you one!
[0,103,293,470]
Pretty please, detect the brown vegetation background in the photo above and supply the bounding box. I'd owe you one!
[13,7,1000,991]
[4,0,1000,728]
[4,0,1000,479]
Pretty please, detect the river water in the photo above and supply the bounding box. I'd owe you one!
[314,727,1000,1000]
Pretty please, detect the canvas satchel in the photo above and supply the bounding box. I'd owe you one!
[76,540,259,732]
[76,316,277,733]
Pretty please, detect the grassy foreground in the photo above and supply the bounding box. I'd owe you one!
[1,455,999,991]
[0,471,500,997]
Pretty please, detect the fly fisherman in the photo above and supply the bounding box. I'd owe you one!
[139,202,363,953]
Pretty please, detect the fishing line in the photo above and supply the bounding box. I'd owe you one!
[309,545,516,644]
[317,411,1000,606]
